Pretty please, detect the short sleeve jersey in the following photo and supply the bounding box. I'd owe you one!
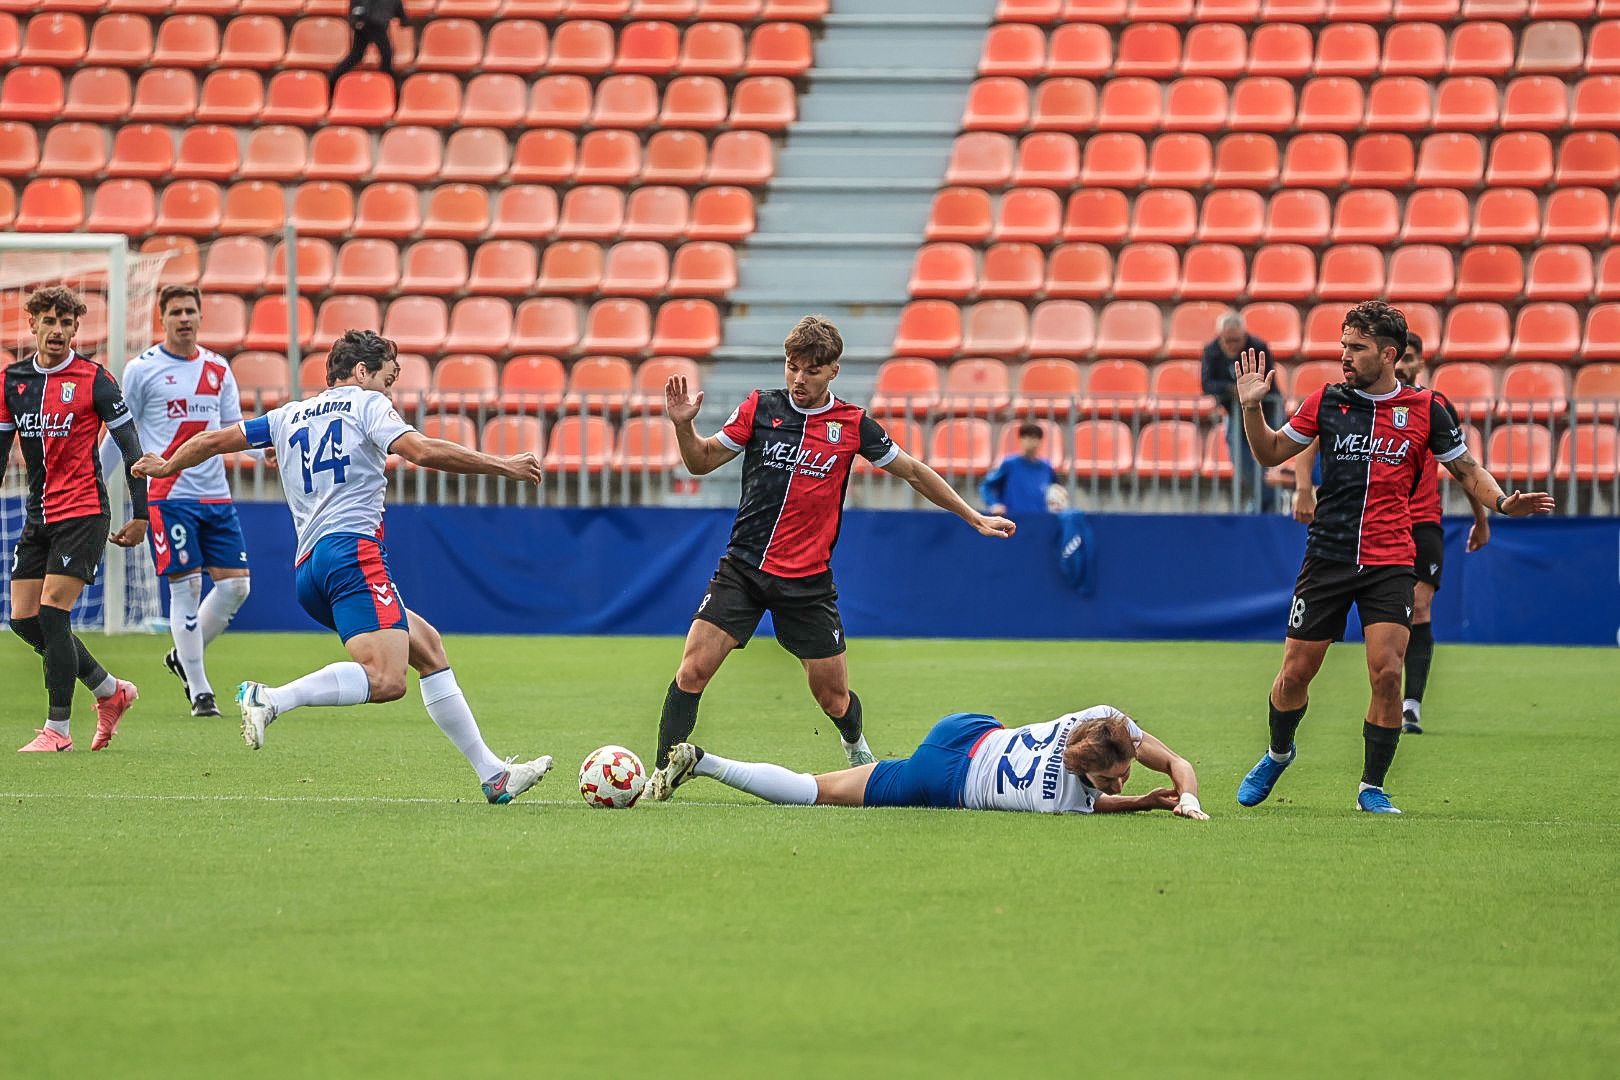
[240,385,413,561]
[1282,382,1466,566]
[0,352,134,524]
[715,389,897,577]
[962,706,1145,815]
[1404,384,1463,527]
[120,344,242,502]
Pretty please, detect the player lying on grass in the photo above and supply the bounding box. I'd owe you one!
[659,707,1209,819]
[132,330,553,805]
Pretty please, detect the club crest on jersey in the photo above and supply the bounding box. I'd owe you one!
[825,420,843,444]
[60,382,76,403]
[205,368,220,389]
[1392,406,1409,429]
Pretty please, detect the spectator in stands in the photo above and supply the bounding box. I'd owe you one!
[330,0,413,92]
[981,421,1057,517]
[1202,311,1284,513]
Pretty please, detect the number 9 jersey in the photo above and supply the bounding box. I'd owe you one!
[239,385,413,562]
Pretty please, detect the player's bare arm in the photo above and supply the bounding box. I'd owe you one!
[134,425,249,479]
[104,405,150,548]
[1440,450,1555,518]
[1293,440,1318,524]
[1134,732,1209,819]
[881,448,1016,538]
[664,375,739,476]
[1465,492,1491,551]
[1094,788,1179,813]
[390,431,543,484]
[1234,348,1303,467]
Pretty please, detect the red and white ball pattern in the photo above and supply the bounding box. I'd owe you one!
[579,745,647,809]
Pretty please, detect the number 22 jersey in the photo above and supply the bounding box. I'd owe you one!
[962,706,1145,814]
[239,385,413,561]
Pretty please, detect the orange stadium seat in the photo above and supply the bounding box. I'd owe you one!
[1165,301,1226,357]
[601,240,670,297]
[980,22,1044,77]
[423,184,489,240]
[582,298,652,354]
[576,129,642,185]
[615,417,682,472]
[1487,132,1553,188]
[961,301,1029,358]
[1281,133,1348,187]
[85,178,156,232]
[688,185,755,242]
[395,73,461,126]
[220,179,284,233]
[1098,77,1161,131]
[130,67,200,122]
[86,14,154,66]
[303,127,370,181]
[1248,243,1315,300]
[219,15,285,68]
[1498,361,1568,421]
[1296,77,1363,132]
[283,17,345,67]
[547,20,613,74]
[1502,76,1568,131]
[979,242,1045,299]
[995,0,1064,19]
[1081,132,1148,187]
[1433,76,1499,130]
[705,130,773,186]
[1512,303,1581,361]
[194,294,245,353]
[152,14,218,67]
[927,418,995,478]
[1487,424,1553,484]
[660,76,728,130]
[730,76,796,129]
[415,18,482,71]
[1071,419,1133,480]
[1542,187,1609,244]
[1115,22,1181,77]
[142,235,201,288]
[153,178,221,235]
[352,182,421,238]
[963,77,1030,132]
[1471,187,1538,243]
[1386,244,1455,301]
[642,296,713,356]
[444,297,514,356]
[312,295,382,350]
[1096,300,1164,358]
[1150,358,1215,418]
[1,65,64,121]
[1288,359,1341,408]
[1573,75,1620,128]
[10,178,76,229]
[459,73,524,126]
[1589,305,1620,360]
[508,128,575,184]
[1080,359,1150,419]
[244,295,314,352]
[1566,133,1620,191]
[1315,24,1378,77]
[1147,133,1213,187]
[63,67,132,121]
[946,133,1013,187]
[893,301,961,359]
[502,351,570,411]
[468,240,539,296]
[1213,132,1279,187]
[909,243,975,299]
[1448,21,1514,76]
[1573,361,1620,417]
[1131,189,1197,243]
[527,75,590,127]
[556,185,624,240]
[1316,244,1384,300]
[1195,188,1263,243]
[679,22,744,75]
[1164,77,1228,132]
[623,185,689,241]
[871,358,942,418]
[1554,425,1619,483]
[1516,20,1584,75]
[1526,245,1595,302]
[443,127,510,183]
[1048,22,1112,77]
[480,415,543,460]
[291,181,357,238]
[1030,77,1097,130]
[1366,76,1432,131]
[1302,304,1349,358]
[1178,243,1246,300]
[1013,358,1083,417]
[1430,361,1496,422]
[1028,299,1097,357]
[381,296,449,354]
[261,70,326,124]
[1136,420,1202,479]
[1265,189,1331,243]
[175,124,240,180]
[591,74,659,128]
[611,20,678,76]
[1401,188,1469,244]
[1062,189,1128,244]
[763,0,830,17]
[1013,133,1079,187]
[563,355,633,414]
[1382,22,1446,76]
[1183,22,1246,77]
[628,355,700,416]
[1442,302,1511,359]
[22,13,87,66]
[269,236,336,294]
[484,19,547,73]
[400,239,469,295]
[196,69,264,124]
[241,125,308,181]
[1601,251,1620,300]
[669,242,736,297]
[1455,244,1524,301]
[34,122,99,177]
[995,187,1062,243]
[1242,301,1301,356]
[747,23,812,77]
[1247,24,1310,78]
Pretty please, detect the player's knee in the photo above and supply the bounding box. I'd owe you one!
[366,668,408,702]
[813,685,848,716]
[675,658,716,693]
[1368,657,1403,698]
[217,575,251,607]
[1275,665,1314,701]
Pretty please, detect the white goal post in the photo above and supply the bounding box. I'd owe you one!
[0,232,172,634]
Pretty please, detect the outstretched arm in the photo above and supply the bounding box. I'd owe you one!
[1134,731,1207,819]
[1292,440,1318,524]
[1234,349,1305,467]
[1093,790,1179,814]
[665,375,739,476]
[389,431,543,483]
[882,448,1016,538]
[1441,450,1555,518]
[133,425,248,479]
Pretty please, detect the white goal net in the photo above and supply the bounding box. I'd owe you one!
[1,234,172,634]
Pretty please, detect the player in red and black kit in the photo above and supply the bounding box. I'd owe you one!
[1232,301,1554,814]
[646,316,1016,799]
[1292,332,1491,736]
[2,286,151,753]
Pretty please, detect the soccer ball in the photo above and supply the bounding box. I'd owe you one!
[579,745,647,809]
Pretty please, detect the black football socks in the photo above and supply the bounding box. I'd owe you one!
[829,690,863,744]
[1268,698,1306,756]
[36,605,82,725]
[656,680,702,769]
[1362,722,1401,788]
[1404,621,1434,706]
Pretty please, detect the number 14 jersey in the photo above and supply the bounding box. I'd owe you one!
[962,706,1145,815]
[240,385,413,561]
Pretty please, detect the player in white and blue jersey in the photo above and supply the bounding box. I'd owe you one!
[133,330,552,804]
[658,705,1209,819]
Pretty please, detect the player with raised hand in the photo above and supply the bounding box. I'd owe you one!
[1233,301,1554,814]
[133,330,552,804]
[102,285,253,718]
[659,706,1209,820]
[3,286,147,753]
[647,315,1016,799]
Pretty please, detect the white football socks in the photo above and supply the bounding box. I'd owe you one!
[89,673,116,699]
[265,661,370,716]
[168,574,211,698]
[1403,698,1422,720]
[694,752,818,805]
[419,668,505,782]
[199,576,250,644]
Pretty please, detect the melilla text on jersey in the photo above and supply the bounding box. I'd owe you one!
[15,412,75,438]
[1332,431,1414,466]
[760,438,838,479]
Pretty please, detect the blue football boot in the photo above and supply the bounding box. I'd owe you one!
[1236,746,1294,807]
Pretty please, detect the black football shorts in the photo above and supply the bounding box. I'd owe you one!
[692,555,847,660]
[1412,523,1445,590]
[1286,557,1415,642]
[10,513,110,585]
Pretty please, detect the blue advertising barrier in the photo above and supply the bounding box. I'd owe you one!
[219,505,1620,647]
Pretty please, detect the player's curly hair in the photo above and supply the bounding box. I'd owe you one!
[159,284,202,315]
[326,329,398,386]
[1063,713,1138,778]
[784,315,843,368]
[1405,331,1424,358]
[24,285,88,320]
[1342,300,1408,361]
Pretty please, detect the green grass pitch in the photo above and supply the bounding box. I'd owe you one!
[2,633,1615,1078]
